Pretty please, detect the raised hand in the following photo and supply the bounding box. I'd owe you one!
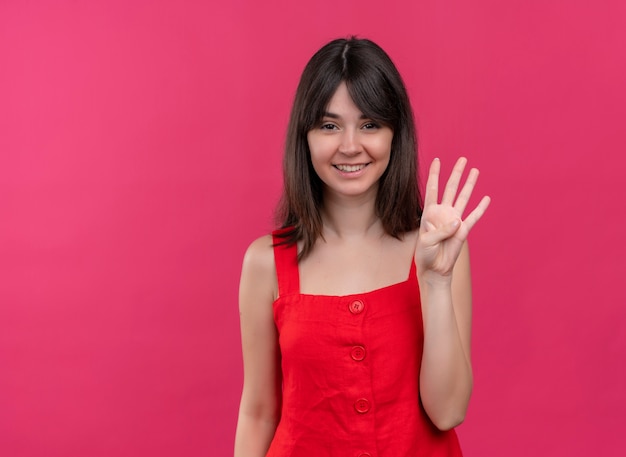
[415,157,491,280]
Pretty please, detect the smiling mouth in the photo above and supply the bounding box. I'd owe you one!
[334,164,368,172]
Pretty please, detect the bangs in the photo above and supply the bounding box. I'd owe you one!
[307,87,339,130]
[299,68,343,132]
[346,71,399,128]
[303,74,399,132]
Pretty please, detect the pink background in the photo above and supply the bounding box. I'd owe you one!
[1,0,625,455]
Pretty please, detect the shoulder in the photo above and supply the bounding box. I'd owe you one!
[402,228,420,258]
[242,234,275,271]
[240,234,278,305]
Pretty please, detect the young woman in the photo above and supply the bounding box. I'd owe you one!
[234,37,490,457]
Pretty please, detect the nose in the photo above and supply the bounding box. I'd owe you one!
[338,130,361,156]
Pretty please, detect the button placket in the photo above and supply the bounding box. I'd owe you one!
[347,297,373,452]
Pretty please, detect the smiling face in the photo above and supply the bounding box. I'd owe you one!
[307,82,394,201]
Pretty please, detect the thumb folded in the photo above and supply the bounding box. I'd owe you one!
[422,219,461,244]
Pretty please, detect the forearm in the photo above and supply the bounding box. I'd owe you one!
[234,410,278,457]
[418,276,472,430]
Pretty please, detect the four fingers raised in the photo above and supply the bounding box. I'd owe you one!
[424,157,490,229]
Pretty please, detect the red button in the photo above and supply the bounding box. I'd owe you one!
[354,398,370,413]
[350,345,365,361]
[349,299,364,314]
[358,453,372,457]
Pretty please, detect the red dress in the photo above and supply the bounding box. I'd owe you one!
[266,231,463,457]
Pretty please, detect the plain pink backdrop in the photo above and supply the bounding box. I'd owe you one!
[1,1,625,456]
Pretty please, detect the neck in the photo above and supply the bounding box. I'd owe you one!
[320,188,383,239]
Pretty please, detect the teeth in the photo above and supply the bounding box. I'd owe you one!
[335,164,366,172]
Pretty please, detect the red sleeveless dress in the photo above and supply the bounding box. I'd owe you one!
[266,231,463,457]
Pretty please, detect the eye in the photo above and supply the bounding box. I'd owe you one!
[362,122,380,130]
[320,123,338,130]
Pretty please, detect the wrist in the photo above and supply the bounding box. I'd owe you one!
[418,270,453,289]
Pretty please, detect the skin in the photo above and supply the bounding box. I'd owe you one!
[234,83,490,456]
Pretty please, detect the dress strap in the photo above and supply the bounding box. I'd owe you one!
[408,255,417,281]
[272,229,300,297]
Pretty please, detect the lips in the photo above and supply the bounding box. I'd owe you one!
[334,164,368,172]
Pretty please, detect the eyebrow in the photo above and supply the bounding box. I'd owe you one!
[322,111,368,119]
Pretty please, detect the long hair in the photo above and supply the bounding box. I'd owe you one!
[277,37,422,260]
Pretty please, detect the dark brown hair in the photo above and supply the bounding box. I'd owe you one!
[277,37,422,259]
